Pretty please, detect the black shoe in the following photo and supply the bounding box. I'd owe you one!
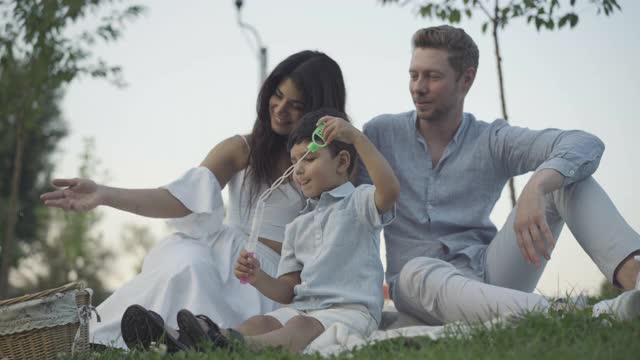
[121,304,191,353]
[176,309,237,351]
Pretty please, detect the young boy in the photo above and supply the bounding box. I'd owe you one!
[176,108,400,353]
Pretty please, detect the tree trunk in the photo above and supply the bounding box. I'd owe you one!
[0,118,26,298]
[492,4,517,208]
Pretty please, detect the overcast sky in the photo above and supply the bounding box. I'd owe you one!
[55,0,640,295]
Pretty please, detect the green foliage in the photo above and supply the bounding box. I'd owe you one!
[0,88,67,263]
[380,0,621,32]
[1,0,146,89]
[13,138,115,303]
[0,0,144,296]
[66,308,640,359]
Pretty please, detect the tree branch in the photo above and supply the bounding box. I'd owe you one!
[476,0,495,20]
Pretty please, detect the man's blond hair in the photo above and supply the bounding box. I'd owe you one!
[412,25,479,78]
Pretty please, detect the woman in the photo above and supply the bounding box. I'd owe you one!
[41,50,346,348]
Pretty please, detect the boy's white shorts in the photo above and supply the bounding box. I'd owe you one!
[264,304,377,336]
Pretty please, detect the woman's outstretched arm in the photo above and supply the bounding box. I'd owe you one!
[41,135,250,218]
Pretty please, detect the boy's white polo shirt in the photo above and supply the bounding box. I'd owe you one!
[277,181,395,324]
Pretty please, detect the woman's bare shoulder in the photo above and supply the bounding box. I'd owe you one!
[200,135,251,186]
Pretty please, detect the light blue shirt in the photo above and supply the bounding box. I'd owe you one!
[277,182,395,324]
[356,111,604,287]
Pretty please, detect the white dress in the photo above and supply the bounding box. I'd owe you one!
[90,159,304,348]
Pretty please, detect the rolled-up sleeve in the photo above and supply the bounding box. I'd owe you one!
[353,185,395,229]
[489,120,605,185]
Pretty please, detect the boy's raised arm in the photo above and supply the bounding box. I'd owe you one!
[352,132,400,213]
[320,117,400,213]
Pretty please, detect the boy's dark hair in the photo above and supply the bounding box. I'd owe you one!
[287,108,357,175]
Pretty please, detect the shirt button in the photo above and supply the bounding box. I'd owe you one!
[569,170,575,175]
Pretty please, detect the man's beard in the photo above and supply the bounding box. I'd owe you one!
[416,104,451,123]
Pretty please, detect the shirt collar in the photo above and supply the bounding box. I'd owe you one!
[300,182,355,213]
[324,181,355,199]
[452,113,471,144]
[409,110,470,145]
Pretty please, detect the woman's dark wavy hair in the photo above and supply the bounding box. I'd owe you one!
[245,50,346,204]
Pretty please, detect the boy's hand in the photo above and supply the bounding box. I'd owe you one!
[234,248,261,284]
[318,116,361,145]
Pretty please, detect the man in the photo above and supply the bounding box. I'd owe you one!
[356,25,640,324]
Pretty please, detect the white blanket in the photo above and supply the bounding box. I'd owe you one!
[305,307,515,357]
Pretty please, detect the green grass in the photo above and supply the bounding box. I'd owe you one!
[65,308,640,360]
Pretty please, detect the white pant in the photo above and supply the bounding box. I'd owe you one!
[266,304,377,337]
[393,177,640,325]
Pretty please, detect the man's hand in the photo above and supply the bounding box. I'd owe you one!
[234,248,261,285]
[318,116,360,145]
[514,185,555,266]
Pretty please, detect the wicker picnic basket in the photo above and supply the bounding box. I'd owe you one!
[0,282,95,360]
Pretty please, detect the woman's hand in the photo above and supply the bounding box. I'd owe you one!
[234,248,262,285]
[40,178,105,212]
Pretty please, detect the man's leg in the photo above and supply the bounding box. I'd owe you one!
[553,177,640,287]
[485,176,640,320]
[484,190,565,292]
[486,176,640,290]
[242,315,324,353]
[393,257,549,326]
[615,253,640,290]
[593,256,640,320]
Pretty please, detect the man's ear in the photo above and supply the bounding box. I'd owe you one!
[461,66,476,95]
[336,150,351,175]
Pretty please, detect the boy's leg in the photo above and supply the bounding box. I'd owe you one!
[235,315,282,336]
[486,176,640,290]
[177,312,284,351]
[243,315,324,353]
[392,257,549,325]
